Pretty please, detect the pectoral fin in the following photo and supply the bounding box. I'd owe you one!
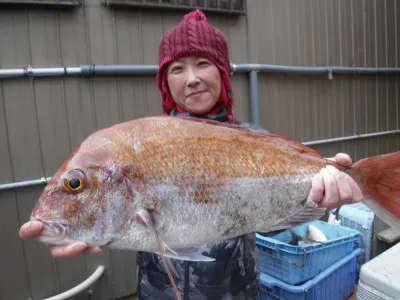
[135,209,215,262]
[137,209,154,228]
[135,209,182,300]
[156,244,215,262]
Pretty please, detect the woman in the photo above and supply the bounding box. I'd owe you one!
[20,9,362,300]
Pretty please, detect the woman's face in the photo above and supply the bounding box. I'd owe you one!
[167,56,222,115]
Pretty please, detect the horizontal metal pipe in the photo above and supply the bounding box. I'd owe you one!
[1,129,398,191]
[0,66,81,78]
[302,129,400,146]
[0,177,52,191]
[0,69,25,77]
[80,64,159,76]
[231,64,400,76]
[1,64,400,79]
[32,67,81,76]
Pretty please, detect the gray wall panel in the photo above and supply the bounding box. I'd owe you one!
[86,7,117,64]
[397,0,400,66]
[246,0,274,64]
[55,256,90,300]
[17,186,59,300]
[0,84,31,300]
[118,77,148,120]
[227,15,249,63]
[230,74,250,123]
[143,77,162,115]
[110,250,137,298]
[63,78,97,150]
[140,11,163,65]
[114,9,143,65]
[0,11,31,68]
[351,0,367,66]
[34,79,71,176]
[58,8,90,65]
[0,83,12,183]
[365,0,377,67]
[385,0,397,67]
[85,251,114,300]
[2,81,43,181]
[27,9,61,66]
[313,0,329,66]
[0,190,32,300]
[92,77,122,128]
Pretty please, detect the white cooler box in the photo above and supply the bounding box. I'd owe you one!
[338,202,374,264]
[357,242,400,300]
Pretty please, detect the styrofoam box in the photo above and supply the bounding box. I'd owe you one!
[357,242,400,300]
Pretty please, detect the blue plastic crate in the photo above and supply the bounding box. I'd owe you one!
[256,220,361,285]
[258,248,362,300]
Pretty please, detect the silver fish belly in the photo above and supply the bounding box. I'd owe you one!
[109,173,318,252]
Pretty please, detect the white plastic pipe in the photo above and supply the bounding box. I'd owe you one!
[42,265,105,300]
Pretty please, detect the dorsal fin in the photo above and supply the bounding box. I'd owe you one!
[171,116,323,158]
[266,133,323,158]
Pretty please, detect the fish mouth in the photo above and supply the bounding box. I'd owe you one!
[31,217,69,245]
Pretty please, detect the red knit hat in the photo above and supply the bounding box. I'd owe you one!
[156,9,234,123]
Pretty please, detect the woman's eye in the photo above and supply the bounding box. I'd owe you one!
[198,60,209,66]
[170,65,183,72]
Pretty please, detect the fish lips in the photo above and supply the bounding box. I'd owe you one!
[31,217,69,245]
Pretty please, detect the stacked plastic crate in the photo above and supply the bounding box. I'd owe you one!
[256,220,362,300]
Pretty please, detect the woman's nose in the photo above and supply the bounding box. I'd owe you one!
[186,68,200,86]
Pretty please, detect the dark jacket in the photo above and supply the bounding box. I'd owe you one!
[136,110,267,300]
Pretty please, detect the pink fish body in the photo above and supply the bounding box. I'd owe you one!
[30,116,400,261]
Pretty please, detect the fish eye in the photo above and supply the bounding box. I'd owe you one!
[63,169,86,193]
[69,178,82,190]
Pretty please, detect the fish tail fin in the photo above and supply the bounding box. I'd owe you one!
[352,151,400,231]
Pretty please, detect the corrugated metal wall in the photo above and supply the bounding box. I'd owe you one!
[248,0,399,160]
[0,1,399,299]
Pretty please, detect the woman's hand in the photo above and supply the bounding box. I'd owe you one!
[19,220,102,258]
[308,153,363,210]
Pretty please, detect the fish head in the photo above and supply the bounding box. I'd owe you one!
[31,167,96,245]
[31,131,139,247]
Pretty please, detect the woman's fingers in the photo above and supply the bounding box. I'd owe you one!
[19,221,43,239]
[49,242,89,258]
[310,164,363,210]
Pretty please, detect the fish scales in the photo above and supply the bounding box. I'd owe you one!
[101,119,324,249]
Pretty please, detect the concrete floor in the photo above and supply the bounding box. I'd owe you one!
[118,295,137,300]
[118,285,358,299]
[347,284,358,300]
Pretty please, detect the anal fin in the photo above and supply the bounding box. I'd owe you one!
[268,207,327,232]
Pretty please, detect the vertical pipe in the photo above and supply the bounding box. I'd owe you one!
[249,70,261,126]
